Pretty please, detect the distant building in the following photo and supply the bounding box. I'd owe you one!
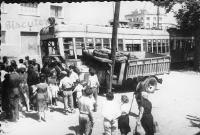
[125,9,176,30]
[0,2,70,63]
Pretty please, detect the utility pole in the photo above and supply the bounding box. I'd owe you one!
[157,0,160,29]
[109,1,120,92]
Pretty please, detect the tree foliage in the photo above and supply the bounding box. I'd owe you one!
[152,0,200,35]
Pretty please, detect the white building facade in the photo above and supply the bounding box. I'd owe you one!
[125,9,176,30]
[0,2,70,64]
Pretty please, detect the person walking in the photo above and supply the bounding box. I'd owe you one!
[118,95,131,135]
[35,74,49,122]
[78,87,94,135]
[59,71,74,114]
[87,67,99,112]
[7,66,21,122]
[18,67,30,112]
[102,92,121,135]
[134,82,155,135]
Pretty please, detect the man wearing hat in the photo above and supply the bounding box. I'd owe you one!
[59,70,74,114]
[78,87,95,135]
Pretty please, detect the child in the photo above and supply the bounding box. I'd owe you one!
[48,80,59,106]
[118,95,131,135]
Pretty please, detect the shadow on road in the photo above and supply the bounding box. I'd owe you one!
[67,125,79,135]
[49,107,66,115]
[186,114,200,135]
[24,112,38,121]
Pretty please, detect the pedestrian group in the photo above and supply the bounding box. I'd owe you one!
[0,56,157,135]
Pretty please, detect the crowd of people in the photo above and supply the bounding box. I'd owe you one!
[0,55,157,135]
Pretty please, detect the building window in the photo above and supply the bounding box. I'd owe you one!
[1,2,6,13]
[153,17,156,21]
[146,17,150,20]
[1,31,6,44]
[159,17,162,21]
[20,3,38,16]
[50,5,63,18]
[147,39,152,53]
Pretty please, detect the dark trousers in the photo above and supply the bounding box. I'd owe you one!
[10,97,19,122]
[141,114,154,135]
[52,97,57,105]
[79,114,93,135]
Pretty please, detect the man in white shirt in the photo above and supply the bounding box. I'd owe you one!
[88,68,99,112]
[102,92,121,135]
[78,87,94,135]
[59,71,74,114]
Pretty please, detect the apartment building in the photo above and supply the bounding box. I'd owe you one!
[125,9,175,30]
[0,2,70,63]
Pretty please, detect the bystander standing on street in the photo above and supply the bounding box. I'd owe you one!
[78,87,94,135]
[102,92,121,135]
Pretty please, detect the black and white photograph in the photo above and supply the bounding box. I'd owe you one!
[0,1,200,135]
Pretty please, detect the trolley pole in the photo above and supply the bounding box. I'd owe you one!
[109,1,120,93]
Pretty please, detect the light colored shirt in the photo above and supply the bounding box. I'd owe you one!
[18,63,27,69]
[78,96,94,115]
[74,84,83,99]
[59,76,73,89]
[70,71,79,83]
[120,103,130,115]
[88,75,99,88]
[102,100,121,121]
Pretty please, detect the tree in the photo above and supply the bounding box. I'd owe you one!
[152,0,200,71]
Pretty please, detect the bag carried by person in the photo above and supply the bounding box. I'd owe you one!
[133,121,145,135]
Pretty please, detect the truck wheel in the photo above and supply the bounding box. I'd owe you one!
[143,77,157,93]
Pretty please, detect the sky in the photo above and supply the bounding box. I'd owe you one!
[67,1,178,25]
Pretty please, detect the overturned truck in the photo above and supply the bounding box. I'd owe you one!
[82,49,170,92]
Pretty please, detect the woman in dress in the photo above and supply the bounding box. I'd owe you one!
[36,74,48,122]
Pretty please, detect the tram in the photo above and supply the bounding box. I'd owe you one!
[40,23,170,65]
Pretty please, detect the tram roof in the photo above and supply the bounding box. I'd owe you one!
[40,23,169,40]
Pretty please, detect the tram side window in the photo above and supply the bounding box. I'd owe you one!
[157,40,161,53]
[176,40,180,50]
[153,39,157,53]
[118,39,123,51]
[63,38,75,59]
[103,38,110,49]
[147,39,152,53]
[95,38,102,49]
[170,39,175,51]
[76,38,84,57]
[86,38,94,49]
[143,39,147,52]
[166,39,169,52]
[162,39,166,53]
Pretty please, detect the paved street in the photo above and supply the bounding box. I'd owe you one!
[1,71,200,135]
